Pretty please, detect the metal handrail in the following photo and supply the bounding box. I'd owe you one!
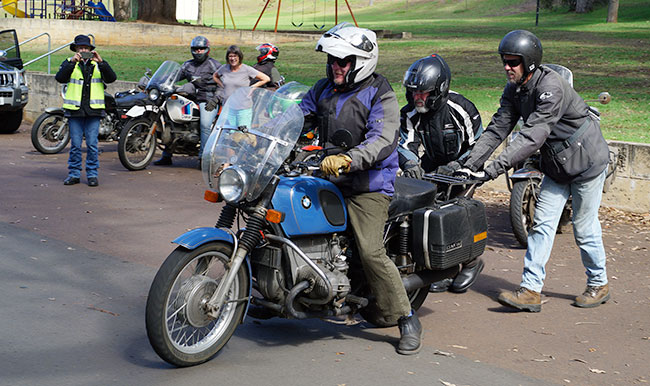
[23,34,95,74]
[17,33,51,73]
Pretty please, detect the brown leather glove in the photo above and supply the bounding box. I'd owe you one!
[320,154,352,177]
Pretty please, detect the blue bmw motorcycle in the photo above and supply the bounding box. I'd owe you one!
[145,84,488,367]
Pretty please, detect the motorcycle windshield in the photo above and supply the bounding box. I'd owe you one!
[146,60,181,93]
[202,86,305,202]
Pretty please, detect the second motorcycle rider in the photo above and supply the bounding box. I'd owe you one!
[299,22,423,355]
[154,36,222,167]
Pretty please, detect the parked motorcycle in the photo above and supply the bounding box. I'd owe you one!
[30,71,150,154]
[144,85,489,366]
[505,64,615,247]
[117,60,210,171]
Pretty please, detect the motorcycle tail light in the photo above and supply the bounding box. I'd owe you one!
[265,209,285,224]
[204,190,221,203]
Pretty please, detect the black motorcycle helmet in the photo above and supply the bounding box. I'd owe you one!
[190,36,210,63]
[498,30,542,76]
[403,54,451,111]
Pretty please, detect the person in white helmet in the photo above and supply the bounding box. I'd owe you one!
[299,22,422,355]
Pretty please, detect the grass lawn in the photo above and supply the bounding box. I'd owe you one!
[19,0,649,143]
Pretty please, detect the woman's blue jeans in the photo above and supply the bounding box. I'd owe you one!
[67,116,100,178]
[521,168,608,293]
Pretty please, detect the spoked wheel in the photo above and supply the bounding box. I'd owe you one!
[509,179,540,248]
[30,113,70,154]
[117,117,157,170]
[359,228,428,328]
[146,242,249,367]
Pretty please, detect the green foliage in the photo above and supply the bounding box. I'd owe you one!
[20,0,650,143]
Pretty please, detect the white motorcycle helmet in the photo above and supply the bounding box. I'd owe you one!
[315,22,378,88]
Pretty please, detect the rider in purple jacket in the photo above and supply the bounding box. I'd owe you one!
[299,23,422,355]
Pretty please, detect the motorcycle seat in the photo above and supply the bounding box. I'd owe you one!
[115,92,147,108]
[388,176,438,218]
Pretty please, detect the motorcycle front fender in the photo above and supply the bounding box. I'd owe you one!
[44,107,64,115]
[509,167,543,181]
[173,227,234,250]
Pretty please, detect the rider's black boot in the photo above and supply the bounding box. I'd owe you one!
[449,257,484,293]
[154,156,172,166]
[397,311,422,355]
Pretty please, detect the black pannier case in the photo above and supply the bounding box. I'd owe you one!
[411,198,488,270]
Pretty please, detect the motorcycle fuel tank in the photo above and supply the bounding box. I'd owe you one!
[271,176,347,237]
[166,94,200,123]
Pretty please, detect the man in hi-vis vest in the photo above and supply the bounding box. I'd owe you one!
[56,34,116,187]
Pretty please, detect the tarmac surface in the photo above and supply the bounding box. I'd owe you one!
[1,124,648,385]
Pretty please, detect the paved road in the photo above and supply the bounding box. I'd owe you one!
[0,222,552,386]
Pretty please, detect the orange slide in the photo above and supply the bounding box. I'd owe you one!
[2,0,28,17]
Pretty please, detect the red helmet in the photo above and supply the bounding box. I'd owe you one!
[256,43,279,63]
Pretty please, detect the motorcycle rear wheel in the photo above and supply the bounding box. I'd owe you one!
[146,242,248,367]
[509,179,539,248]
[117,117,157,170]
[359,229,429,328]
[30,112,70,154]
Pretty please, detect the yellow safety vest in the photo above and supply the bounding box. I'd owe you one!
[62,60,105,110]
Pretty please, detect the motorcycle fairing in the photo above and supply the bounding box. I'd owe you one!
[271,176,347,237]
[173,226,234,249]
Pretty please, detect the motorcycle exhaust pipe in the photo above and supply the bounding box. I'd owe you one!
[402,266,460,293]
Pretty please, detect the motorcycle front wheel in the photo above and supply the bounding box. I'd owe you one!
[146,242,248,367]
[359,229,429,328]
[30,113,70,154]
[509,179,540,247]
[117,117,157,170]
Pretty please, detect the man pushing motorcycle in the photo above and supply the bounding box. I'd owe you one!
[458,30,611,312]
[299,22,422,355]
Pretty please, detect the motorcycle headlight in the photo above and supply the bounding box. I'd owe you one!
[218,166,248,203]
[148,89,160,101]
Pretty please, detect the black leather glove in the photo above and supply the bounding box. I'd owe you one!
[205,96,221,112]
[436,160,462,176]
[402,160,423,179]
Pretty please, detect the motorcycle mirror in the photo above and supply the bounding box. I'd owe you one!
[598,92,611,105]
[145,68,152,77]
[331,129,354,150]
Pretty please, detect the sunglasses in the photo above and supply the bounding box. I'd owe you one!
[502,57,523,68]
[328,55,353,67]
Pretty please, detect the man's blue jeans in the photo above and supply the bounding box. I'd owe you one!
[67,116,100,178]
[521,168,608,293]
[162,102,218,159]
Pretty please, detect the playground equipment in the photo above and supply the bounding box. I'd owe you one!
[1,0,28,17]
[253,0,358,33]
[0,0,115,20]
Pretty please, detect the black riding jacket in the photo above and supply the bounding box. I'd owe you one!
[179,57,222,103]
[464,65,609,183]
[398,91,483,172]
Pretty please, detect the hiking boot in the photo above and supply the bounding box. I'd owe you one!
[397,312,423,355]
[573,284,610,308]
[497,287,541,312]
[153,156,172,166]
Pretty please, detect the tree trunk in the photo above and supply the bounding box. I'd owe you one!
[575,0,593,13]
[197,0,203,25]
[607,0,619,22]
[138,0,177,23]
[113,0,130,21]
